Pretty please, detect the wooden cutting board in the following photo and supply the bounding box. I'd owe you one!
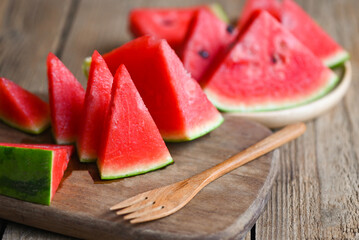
[0,115,279,240]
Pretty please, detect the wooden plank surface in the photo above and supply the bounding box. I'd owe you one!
[255,0,359,239]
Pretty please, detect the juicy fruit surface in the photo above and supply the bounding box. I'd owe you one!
[203,12,338,112]
[180,9,237,83]
[238,0,349,67]
[0,143,73,205]
[98,65,173,179]
[129,4,228,52]
[280,0,349,67]
[47,53,85,144]
[0,77,50,134]
[77,51,113,162]
[103,36,223,141]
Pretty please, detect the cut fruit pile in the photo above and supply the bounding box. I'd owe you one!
[0,0,349,205]
[127,0,349,112]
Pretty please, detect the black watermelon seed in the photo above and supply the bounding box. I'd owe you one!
[226,25,235,34]
[271,55,278,64]
[198,50,209,59]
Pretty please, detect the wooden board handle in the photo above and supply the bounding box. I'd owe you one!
[198,122,306,184]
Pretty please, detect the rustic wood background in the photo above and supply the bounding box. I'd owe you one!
[0,0,358,239]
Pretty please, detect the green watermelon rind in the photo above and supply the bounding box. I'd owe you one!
[0,117,50,135]
[205,72,340,113]
[99,156,173,180]
[208,3,230,24]
[324,50,350,69]
[162,114,224,142]
[0,146,53,205]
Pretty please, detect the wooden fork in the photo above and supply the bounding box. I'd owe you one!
[110,122,306,224]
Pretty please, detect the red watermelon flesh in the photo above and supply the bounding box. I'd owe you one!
[0,143,73,204]
[203,11,339,112]
[47,53,85,144]
[238,0,349,67]
[77,50,113,162]
[129,5,228,52]
[0,77,50,134]
[103,36,223,141]
[180,9,237,83]
[130,7,195,51]
[98,65,173,179]
[280,0,349,67]
[238,0,281,30]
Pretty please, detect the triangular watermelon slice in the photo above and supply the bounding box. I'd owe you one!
[203,11,339,112]
[0,143,73,205]
[238,0,349,67]
[47,53,85,144]
[98,65,173,179]
[103,36,223,141]
[280,0,349,67]
[180,8,237,83]
[77,51,113,162]
[0,77,50,134]
[129,4,229,52]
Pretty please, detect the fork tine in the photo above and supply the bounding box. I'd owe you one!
[124,205,163,220]
[116,198,154,215]
[129,208,172,224]
[110,192,148,211]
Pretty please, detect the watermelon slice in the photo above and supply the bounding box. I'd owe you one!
[129,4,229,52]
[280,0,349,67]
[0,143,73,205]
[180,8,237,83]
[0,77,50,134]
[98,65,173,179]
[102,36,223,141]
[47,53,85,144]
[203,11,339,112]
[77,51,113,162]
[238,0,349,68]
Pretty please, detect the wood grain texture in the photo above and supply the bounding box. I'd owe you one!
[0,115,279,240]
[255,0,359,239]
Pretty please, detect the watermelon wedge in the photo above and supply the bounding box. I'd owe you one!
[203,11,339,112]
[47,53,85,144]
[129,4,229,52]
[280,0,349,67]
[180,8,237,83]
[77,51,113,162]
[238,0,349,68]
[98,65,173,179]
[102,36,223,141]
[0,143,73,205]
[0,77,50,134]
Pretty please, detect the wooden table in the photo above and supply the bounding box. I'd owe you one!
[0,0,358,239]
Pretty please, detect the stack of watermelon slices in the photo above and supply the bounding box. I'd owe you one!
[127,0,349,113]
[48,42,223,179]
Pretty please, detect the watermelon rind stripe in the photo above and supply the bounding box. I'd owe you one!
[324,50,350,69]
[0,117,50,135]
[162,113,224,142]
[205,71,340,113]
[99,156,173,180]
[0,146,53,205]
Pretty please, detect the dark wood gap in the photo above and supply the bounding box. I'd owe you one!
[0,219,7,239]
[54,0,80,58]
[251,224,256,240]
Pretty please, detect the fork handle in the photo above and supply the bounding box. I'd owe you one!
[195,122,306,185]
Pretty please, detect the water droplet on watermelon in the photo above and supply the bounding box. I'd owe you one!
[198,50,209,59]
